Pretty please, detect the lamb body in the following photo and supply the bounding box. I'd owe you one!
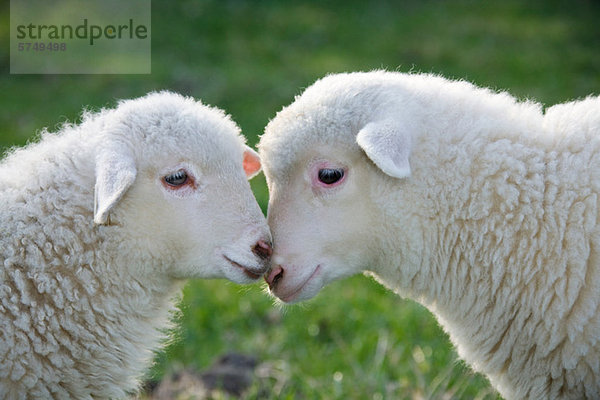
[0,92,271,399]
[260,71,600,399]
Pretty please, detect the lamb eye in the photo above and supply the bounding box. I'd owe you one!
[164,169,188,186]
[318,168,344,185]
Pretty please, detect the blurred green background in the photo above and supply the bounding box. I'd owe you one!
[2,1,600,398]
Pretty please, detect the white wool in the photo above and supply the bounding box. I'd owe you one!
[259,71,600,399]
[0,92,270,399]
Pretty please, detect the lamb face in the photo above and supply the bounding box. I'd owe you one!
[261,143,382,302]
[93,92,272,283]
[258,74,402,302]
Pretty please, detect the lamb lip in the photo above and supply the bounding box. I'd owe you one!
[279,265,321,302]
[224,255,263,279]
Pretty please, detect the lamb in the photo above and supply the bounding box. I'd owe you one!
[259,71,600,399]
[0,91,272,399]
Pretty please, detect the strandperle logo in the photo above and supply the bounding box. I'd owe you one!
[10,0,151,74]
[15,19,148,46]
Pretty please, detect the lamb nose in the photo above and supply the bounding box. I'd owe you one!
[252,239,273,260]
[265,265,284,289]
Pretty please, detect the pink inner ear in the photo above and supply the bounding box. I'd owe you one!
[243,150,262,177]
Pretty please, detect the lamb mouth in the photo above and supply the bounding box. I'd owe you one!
[224,256,263,279]
[280,265,321,303]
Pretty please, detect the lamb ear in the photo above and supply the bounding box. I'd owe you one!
[94,146,137,225]
[243,146,262,179]
[356,120,412,178]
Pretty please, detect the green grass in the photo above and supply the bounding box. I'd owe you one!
[151,276,498,399]
[2,0,600,398]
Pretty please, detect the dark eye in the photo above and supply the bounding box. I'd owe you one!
[164,169,188,186]
[318,168,344,185]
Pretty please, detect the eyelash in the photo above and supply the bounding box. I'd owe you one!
[164,169,188,186]
[162,168,197,191]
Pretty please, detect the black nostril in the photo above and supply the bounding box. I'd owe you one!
[271,267,283,286]
[253,239,273,260]
[265,265,284,288]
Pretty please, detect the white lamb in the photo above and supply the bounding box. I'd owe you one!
[0,91,272,399]
[259,71,600,399]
